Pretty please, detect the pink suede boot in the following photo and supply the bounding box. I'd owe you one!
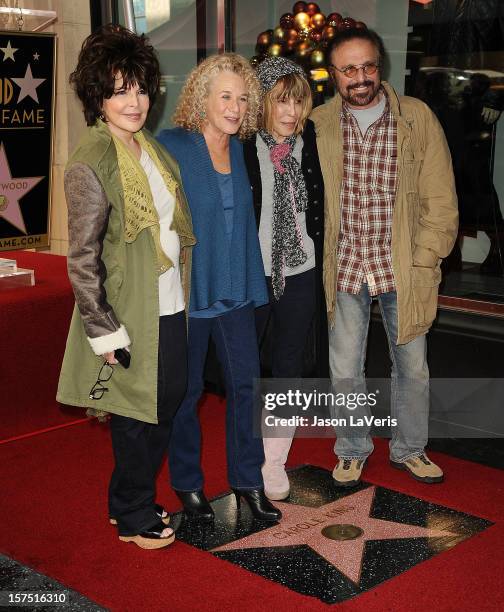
[262,435,294,500]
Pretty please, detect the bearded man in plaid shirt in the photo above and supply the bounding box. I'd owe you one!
[311,28,458,486]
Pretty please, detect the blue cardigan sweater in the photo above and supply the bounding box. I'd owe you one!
[157,128,268,314]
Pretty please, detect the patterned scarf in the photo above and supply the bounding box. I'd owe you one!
[112,130,179,274]
[259,129,308,299]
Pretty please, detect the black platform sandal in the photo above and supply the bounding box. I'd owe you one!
[110,503,170,526]
[118,520,175,550]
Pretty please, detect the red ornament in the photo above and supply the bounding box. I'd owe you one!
[342,17,356,29]
[355,21,367,29]
[309,30,322,43]
[286,28,299,42]
[311,12,326,30]
[256,31,272,52]
[306,3,320,16]
[293,2,308,14]
[296,40,313,60]
[326,12,343,27]
[285,40,297,53]
[323,25,336,40]
[280,12,295,29]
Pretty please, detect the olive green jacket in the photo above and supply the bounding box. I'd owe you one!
[310,82,459,344]
[56,121,195,423]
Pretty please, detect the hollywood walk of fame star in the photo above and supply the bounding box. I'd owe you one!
[0,144,44,234]
[1,40,18,62]
[213,486,457,584]
[12,64,46,104]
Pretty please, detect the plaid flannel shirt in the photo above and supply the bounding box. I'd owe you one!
[337,93,398,296]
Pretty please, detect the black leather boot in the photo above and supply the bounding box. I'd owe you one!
[175,490,214,520]
[232,488,282,521]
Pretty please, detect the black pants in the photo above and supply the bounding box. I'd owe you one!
[108,310,187,535]
[255,268,316,378]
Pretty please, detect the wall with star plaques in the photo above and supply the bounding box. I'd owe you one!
[7,1,91,256]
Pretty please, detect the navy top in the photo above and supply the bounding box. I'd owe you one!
[192,172,245,319]
[156,128,268,316]
[217,171,234,241]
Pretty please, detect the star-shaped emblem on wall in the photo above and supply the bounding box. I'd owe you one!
[12,64,46,104]
[0,143,44,234]
[213,486,456,584]
[0,40,18,62]
[33,52,40,61]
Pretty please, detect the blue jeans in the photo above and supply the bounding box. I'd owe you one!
[168,303,265,491]
[329,285,429,463]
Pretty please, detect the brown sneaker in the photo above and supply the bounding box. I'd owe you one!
[390,454,444,483]
[332,458,365,488]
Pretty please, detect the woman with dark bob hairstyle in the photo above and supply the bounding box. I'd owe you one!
[157,54,281,522]
[57,24,195,549]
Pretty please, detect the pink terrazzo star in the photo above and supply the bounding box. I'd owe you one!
[213,486,456,584]
[0,143,44,234]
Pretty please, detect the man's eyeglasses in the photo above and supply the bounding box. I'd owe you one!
[89,361,114,400]
[329,62,380,79]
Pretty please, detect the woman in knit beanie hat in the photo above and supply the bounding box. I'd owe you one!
[244,56,328,500]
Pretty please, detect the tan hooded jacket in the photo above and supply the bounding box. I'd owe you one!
[310,81,458,344]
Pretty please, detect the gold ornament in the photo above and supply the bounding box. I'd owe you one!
[311,12,326,30]
[267,43,283,57]
[274,27,286,42]
[311,49,324,66]
[294,11,310,31]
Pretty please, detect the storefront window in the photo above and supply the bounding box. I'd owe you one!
[406,0,504,316]
[119,0,200,133]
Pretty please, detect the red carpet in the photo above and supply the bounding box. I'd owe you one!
[1,394,503,611]
[1,250,79,439]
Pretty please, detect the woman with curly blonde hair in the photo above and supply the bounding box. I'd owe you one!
[172,53,260,139]
[157,53,281,522]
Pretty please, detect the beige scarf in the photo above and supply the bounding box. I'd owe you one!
[112,131,179,274]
